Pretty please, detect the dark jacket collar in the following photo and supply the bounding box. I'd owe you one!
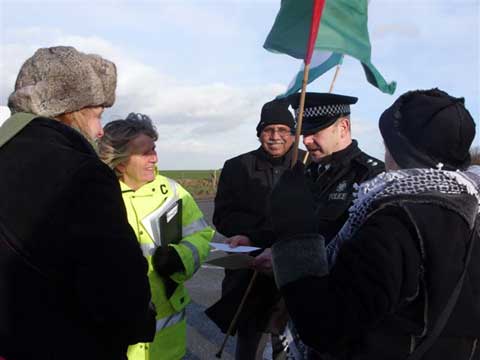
[254,146,295,170]
[323,140,360,165]
[307,140,360,176]
[28,117,98,156]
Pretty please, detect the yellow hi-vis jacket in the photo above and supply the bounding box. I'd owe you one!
[120,173,214,360]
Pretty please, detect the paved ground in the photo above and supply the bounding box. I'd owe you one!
[183,199,276,360]
[183,199,236,360]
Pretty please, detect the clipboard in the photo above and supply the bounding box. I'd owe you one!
[141,199,182,247]
[206,253,254,270]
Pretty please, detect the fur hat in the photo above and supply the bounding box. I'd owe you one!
[256,98,296,137]
[8,46,116,117]
[379,88,476,170]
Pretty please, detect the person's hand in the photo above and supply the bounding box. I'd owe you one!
[152,246,184,276]
[270,161,318,241]
[224,234,251,248]
[252,248,273,274]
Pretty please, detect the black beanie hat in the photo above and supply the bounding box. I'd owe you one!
[256,98,296,137]
[379,88,476,170]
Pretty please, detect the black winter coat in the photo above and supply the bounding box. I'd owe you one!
[206,146,305,333]
[213,146,305,246]
[306,140,384,243]
[0,118,156,360]
[280,195,480,359]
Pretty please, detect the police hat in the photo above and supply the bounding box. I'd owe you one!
[289,93,358,135]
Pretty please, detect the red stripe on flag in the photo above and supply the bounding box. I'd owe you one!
[305,0,326,65]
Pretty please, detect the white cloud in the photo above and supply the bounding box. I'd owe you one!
[1,28,285,168]
[0,106,10,126]
[2,0,478,168]
[372,24,421,38]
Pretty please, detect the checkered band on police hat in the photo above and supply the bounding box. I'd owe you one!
[288,92,358,134]
[295,104,350,119]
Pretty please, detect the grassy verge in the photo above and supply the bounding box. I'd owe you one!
[159,170,220,199]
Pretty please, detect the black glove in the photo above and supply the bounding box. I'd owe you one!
[152,246,184,276]
[270,161,318,241]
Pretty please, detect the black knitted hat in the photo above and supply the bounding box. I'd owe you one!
[379,88,476,170]
[256,98,296,137]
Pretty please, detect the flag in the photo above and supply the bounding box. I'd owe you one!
[264,0,396,95]
[279,51,343,98]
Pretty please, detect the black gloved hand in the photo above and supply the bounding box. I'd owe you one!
[270,161,318,241]
[152,246,184,276]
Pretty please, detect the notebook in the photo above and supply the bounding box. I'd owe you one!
[141,199,182,247]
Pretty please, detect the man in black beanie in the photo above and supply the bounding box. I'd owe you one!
[206,98,305,359]
[268,88,480,359]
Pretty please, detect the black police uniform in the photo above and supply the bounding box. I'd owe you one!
[288,92,385,243]
[286,92,385,359]
[306,139,384,244]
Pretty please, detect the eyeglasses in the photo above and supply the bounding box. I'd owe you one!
[262,127,292,137]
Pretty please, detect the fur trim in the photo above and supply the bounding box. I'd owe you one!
[272,234,328,288]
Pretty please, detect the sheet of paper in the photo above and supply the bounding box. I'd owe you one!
[210,242,260,253]
[206,253,254,270]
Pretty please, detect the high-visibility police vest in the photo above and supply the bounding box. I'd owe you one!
[120,173,214,360]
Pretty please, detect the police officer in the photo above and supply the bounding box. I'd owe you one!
[290,92,384,244]
[99,113,214,360]
[281,93,384,359]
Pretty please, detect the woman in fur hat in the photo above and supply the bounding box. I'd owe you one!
[0,46,155,360]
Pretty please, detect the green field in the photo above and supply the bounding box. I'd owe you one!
[159,170,221,198]
[159,170,219,180]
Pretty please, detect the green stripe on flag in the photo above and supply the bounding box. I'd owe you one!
[264,0,396,94]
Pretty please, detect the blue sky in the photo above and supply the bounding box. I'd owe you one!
[1,0,479,169]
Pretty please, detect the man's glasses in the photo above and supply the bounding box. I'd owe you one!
[262,127,292,137]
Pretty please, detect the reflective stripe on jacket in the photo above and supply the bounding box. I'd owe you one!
[121,173,214,360]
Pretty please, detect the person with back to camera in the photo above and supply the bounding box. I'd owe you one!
[269,88,480,359]
[0,46,156,360]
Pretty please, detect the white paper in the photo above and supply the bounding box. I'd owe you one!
[210,242,260,253]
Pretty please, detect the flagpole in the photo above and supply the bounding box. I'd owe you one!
[299,62,340,167]
[291,0,326,167]
[328,63,342,93]
[215,270,259,358]
[302,151,310,164]
[291,62,311,167]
